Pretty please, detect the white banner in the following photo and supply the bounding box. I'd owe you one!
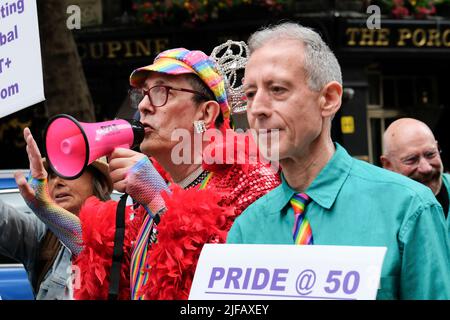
[0,0,44,118]
[190,244,387,300]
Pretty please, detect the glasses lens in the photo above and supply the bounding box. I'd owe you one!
[129,89,144,109]
[149,86,168,107]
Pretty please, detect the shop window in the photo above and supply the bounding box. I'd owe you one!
[382,75,436,111]
[367,72,439,165]
[381,77,395,108]
[367,108,403,165]
[368,73,382,107]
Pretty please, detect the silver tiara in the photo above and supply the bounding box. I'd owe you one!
[210,40,250,114]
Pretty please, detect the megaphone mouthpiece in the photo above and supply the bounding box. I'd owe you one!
[60,134,84,155]
[124,118,144,149]
[44,114,145,179]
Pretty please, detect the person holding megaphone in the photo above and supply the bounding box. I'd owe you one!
[16,42,280,300]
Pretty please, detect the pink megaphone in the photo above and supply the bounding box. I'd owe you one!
[44,114,144,179]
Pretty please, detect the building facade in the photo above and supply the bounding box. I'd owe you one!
[1,0,449,169]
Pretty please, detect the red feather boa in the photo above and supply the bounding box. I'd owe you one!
[73,196,143,300]
[73,131,281,300]
[136,185,236,299]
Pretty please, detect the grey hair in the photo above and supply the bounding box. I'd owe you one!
[87,167,111,201]
[248,22,342,91]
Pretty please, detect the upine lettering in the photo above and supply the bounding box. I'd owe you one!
[0,0,25,20]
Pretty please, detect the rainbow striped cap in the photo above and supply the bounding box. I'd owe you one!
[130,48,230,119]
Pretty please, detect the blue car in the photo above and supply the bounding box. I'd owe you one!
[0,264,34,300]
[0,170,35,300]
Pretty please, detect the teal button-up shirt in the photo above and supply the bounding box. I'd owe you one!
[443,173,450,229]
[227,143,450,300]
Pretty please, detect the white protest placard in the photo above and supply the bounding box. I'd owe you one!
[0,0,44,118]
[190,244,387,300]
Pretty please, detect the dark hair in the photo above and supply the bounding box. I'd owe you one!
[185,74,224,128]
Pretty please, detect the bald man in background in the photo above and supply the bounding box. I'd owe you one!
[381,118,449,219]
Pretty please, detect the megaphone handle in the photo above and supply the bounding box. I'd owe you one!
[105,144,133,162]
[108,144,131,156]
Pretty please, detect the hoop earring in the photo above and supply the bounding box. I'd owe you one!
[193,120,206,134]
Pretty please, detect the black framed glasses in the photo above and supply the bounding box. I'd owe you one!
[129,85,210,109]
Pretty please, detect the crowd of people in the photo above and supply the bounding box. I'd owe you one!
[2,21,449,300]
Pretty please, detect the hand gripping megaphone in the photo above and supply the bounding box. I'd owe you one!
[43,114,145,179]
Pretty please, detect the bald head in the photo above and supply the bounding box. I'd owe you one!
[381,118,443,195]
[383,118,436,155]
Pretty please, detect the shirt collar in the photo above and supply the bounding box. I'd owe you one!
[277,143,353,211]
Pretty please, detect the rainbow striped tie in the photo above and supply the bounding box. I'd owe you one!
[290,193,313,245]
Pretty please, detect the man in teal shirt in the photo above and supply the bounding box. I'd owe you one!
[444,172,450,216]
[227,22,450,299]
[444,173,450,233]
[381,118,449,220]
